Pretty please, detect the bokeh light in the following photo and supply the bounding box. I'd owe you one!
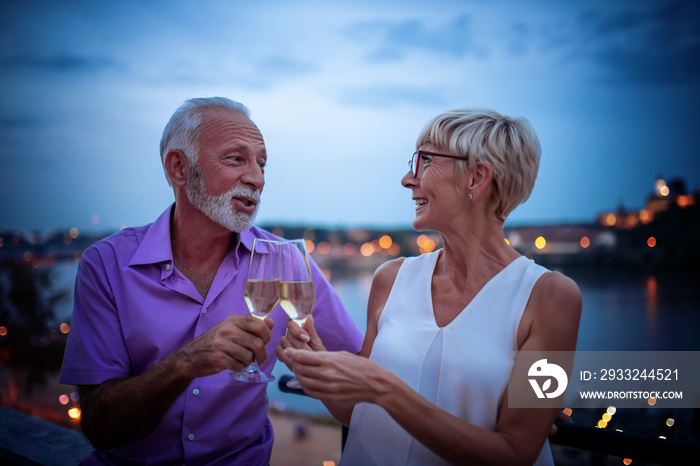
[535,236,546,250]
[378,235,393,249]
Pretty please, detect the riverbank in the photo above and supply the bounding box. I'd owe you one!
[269,409,342,466]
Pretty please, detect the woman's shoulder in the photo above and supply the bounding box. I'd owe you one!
[535,270,581,308]
[521,270,582,350]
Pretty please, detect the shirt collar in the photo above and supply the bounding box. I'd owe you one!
[238,228,256,253]
[128,204,259,267]
[128,205,176,267]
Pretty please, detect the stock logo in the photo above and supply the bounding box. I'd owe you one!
[528,359,568,399]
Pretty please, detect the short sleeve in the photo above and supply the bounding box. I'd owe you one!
[59,246,132,385]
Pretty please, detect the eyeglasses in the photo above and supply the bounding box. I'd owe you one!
[409,150,468,178]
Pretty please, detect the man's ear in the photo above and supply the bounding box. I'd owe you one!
[468,161,493,200]
[164,149,189,187]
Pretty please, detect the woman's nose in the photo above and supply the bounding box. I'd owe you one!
[401,170,417,188]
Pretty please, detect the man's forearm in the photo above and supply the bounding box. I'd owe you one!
[79,353,193,451]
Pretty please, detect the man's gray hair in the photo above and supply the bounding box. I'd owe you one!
[159,97,250,185]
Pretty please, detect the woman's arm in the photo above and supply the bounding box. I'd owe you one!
[287,270,582,465]
[279,259,403,425]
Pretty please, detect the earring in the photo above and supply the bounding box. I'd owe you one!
[469,193,473,200]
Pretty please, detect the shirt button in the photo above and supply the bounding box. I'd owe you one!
[188,433,195,441]
[165,263,171,271]
[192,388,200,396]
[202,307,207,314]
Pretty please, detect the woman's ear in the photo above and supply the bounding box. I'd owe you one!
[468,161,493,200]
[164,149,189,187]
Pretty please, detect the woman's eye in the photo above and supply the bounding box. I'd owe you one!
[420,154,432,163]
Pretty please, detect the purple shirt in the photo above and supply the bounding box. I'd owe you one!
[60,205,363,465]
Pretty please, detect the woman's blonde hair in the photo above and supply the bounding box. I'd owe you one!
[417,108,541,222]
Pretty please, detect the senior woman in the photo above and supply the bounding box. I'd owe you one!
[279,108,582,465]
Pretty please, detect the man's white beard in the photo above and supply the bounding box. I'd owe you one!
[185,162,260,233]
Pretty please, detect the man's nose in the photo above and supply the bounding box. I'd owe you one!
[241,162,265,190]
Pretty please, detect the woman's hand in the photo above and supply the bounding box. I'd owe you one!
[283,348,385,405]
[276,315,326,369]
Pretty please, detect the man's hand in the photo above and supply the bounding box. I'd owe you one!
[175,314,274,376]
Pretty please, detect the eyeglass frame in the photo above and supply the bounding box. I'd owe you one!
[409,150,469,178]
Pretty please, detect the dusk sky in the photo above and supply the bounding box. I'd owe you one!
[1,0,698,235]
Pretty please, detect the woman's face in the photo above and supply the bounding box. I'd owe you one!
[401,142,468,232]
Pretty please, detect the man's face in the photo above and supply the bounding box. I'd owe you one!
[185,109,267,233]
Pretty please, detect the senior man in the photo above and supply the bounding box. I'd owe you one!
[60,97,362,465]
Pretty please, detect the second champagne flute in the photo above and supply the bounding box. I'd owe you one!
[278,239,316,327]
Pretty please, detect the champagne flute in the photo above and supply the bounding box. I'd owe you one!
[231,238,279,383]
[278,239,316,327]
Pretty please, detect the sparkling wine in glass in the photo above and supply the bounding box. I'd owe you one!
[231,238,278,383]
[278,239,316,327]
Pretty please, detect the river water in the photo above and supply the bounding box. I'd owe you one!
[4,259,700,446]
[269,267,700,415]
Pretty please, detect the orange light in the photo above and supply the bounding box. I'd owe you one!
[562,408,573,417]
[0,326,7,337]
[597,419,607,428]
[60,323,70,334]
[623,459,632,465]
[69,227,79,239]
[305,239,315,254]
[59,394,70,405]
[68,407,81,420]
[360,243,374,257]
[647,237,657,248]
[378,235,393,249]
[420,238,436,254]
[416,234,430,247]
[580,236,590,248]
[604,214,617,226]
[677,195,694,208]
[648,397,657,406]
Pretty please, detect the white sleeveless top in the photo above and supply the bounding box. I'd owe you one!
[340,251,553,466]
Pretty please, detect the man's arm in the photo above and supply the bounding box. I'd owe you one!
[78,315,273,451]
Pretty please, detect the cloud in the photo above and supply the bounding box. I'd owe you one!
[0,54,118,74]
[0,115,43,130]
[338,84,446,108]
[254,54,319,79]
[347,14,483,61]
[579,0,700,86]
